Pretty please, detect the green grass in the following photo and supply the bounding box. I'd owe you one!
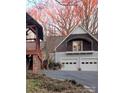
[27,79,41,93]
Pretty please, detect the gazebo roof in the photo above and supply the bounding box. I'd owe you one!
[26,13,43,40]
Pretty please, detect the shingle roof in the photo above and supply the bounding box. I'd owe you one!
[44,36,66,53]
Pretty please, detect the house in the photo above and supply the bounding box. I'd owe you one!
[26,13,43,73]
[54,26,98,71]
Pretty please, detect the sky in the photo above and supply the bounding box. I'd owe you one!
[26,0,44,8]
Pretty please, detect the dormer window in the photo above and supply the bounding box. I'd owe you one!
[67,39,92,51]
[72,41,83,51]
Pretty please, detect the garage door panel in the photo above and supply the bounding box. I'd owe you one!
[61,57,79,70]
[80,58,98,71]
[80,64,97,71]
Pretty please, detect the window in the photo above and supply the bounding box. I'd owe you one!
[82,62,84,64]
[73,62,76,64]
[94,62,97,64]
[86,62,88,64]
[90,62,92,64]
[72,41,83,51]
[66,62,68,64]
[70,62,72,64]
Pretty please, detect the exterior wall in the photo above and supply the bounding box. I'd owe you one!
[83,39,92,50]
[55,51,98,71]
[55,51,98,62]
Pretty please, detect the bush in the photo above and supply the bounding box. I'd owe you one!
[48,62,62,70]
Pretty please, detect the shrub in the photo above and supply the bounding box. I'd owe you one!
[48,62,62,70]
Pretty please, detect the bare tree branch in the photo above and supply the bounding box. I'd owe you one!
[55,0,81,6]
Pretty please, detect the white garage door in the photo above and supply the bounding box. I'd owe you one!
[61,57,79,71]
[60,57,98,71]
[80,57,98,71]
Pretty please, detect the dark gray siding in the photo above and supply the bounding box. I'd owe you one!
[56,34,98,52]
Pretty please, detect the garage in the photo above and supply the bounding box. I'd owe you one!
[54,26,98,71]
[60,57,97,71]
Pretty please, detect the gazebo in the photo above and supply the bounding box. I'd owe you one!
[26,13,43,74]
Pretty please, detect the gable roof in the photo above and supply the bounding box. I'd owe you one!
[80,26,98,41]
[54,25,98,51]
[93,32,98,39]
[26,13,43,40]
[44,36,66,53]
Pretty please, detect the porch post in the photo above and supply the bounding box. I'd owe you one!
[33,55,41,74]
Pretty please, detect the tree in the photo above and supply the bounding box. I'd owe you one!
[55,0,98,34]
[27,0,98,35]
[46,5,81,36]
[80,0,98,34]
[27,0,82,36]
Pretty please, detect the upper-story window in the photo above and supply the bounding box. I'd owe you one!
[72,41,83,51]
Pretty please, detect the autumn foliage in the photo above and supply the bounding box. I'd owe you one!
[27,0,98,36]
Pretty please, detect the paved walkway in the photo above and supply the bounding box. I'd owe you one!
[42,70,98,93]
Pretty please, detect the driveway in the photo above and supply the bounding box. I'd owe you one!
[41,70,98,93]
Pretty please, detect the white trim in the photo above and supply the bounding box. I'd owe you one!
[79,26,98,41]
[54,25,98,51]
[66,51,96,54]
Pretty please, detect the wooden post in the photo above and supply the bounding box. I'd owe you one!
[33,55,41,74]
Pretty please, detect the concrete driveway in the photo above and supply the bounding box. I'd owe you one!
[41,70,98,93]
